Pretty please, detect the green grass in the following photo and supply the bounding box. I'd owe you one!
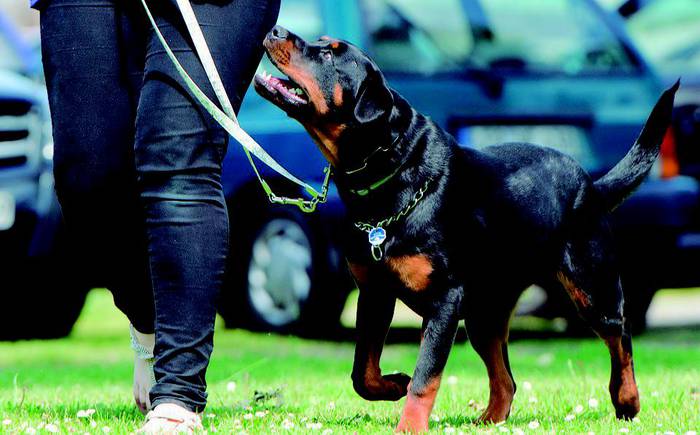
[0,290,698,434]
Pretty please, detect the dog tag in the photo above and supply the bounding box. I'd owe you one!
[368,227,386,246]
[368,227,386,261]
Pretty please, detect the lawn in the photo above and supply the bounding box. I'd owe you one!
[0,290,698,434]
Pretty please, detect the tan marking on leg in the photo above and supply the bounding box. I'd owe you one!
[604,335,640,420]
[557,271,592,308]
[387,255,433,292]
[477,341,515,424]
[396,376,442,433]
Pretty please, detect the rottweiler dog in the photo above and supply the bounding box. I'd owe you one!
[254,25,678,432]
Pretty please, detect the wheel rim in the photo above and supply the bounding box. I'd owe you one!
[247,218,312,327]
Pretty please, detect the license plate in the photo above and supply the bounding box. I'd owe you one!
[0,191,15,231]
[457,125,598,170]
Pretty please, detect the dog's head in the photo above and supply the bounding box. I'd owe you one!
[254,26,394,166]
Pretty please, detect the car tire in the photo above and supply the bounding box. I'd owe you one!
[220,203,349,337]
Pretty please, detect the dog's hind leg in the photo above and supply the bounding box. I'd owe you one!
[557,225,640,420]
[465,292,519,424]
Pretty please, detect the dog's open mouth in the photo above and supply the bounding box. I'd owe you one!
[254,69,309,107]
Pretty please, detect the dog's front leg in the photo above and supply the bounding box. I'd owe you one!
[396,287,462,433]
[351,280,411,401]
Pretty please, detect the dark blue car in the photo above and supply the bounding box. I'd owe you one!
[217,0,700,335]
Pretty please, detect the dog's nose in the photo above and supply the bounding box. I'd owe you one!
[269,25,289,41]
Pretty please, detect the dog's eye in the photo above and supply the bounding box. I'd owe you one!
[322,50,333,61]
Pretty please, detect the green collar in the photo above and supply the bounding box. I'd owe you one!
[348,166,402,196]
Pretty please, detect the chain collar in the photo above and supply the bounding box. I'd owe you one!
[354,178,432,261]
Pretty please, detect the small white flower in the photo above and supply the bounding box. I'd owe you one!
[45,424,59,433]
[282,419,295,430]
[255,411,266,418]
[102,427,111,433]
[619,428,629,433]
[322,430,333,435]
[564,414,575,422]
[528,396,538,403]
[25,428,36,435]
[205,413,216,419]
[664,432,676,435]
[588,398,599,409]
[226,381,237,392]
[574,404,584,414]
[444,427,456,434]
[522,381,532,391]
[513,428,525,434]
[499,426,510,433]
[233,419,242,427]
[431,414,441,422]
[684,431,697,435]
[651,391,659,397]
[447,375,458,386]
[2,419,11,426]
[77,409,96,419]
[528,420,539,429]
[587,432,595,435]
[306,422,323,430]
[537,353,554,366]
[328,401,335,410]
[90,421,97,428]
[243,413,253,420]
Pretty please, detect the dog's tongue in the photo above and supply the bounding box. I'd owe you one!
[258,71,309,104]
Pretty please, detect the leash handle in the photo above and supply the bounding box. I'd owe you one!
[140,0,330,212]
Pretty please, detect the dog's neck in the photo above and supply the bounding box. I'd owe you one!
[334,94,416,196]
[334,94,439,224]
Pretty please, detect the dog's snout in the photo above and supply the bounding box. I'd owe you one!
[269,25,289,41]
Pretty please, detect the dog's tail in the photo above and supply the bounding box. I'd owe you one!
[593,80,680,212]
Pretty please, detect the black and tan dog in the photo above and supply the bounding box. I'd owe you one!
[254,25,678,432]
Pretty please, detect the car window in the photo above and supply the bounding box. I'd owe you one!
[360,0,474,75]
[477,0,637,74]
[361,0,638,75]
[623,0,700,78]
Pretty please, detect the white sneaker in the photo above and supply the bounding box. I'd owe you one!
[130,324,156,415]
[138,403,203,434]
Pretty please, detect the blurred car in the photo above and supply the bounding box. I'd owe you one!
[0,13,88,340]
[6,0,699,340]
[218,0,700,336]
[612,0,700,178]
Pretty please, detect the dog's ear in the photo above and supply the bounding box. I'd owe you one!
[353,71,394,125]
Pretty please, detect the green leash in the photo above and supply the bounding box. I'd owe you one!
[140,0,331,213]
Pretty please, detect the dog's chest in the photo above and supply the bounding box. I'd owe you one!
[348,251,434,293]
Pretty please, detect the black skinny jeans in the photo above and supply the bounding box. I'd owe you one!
[40,0,279,411]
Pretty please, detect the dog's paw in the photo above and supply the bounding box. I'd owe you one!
[383,373,411,397]
[353,372,411,401]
